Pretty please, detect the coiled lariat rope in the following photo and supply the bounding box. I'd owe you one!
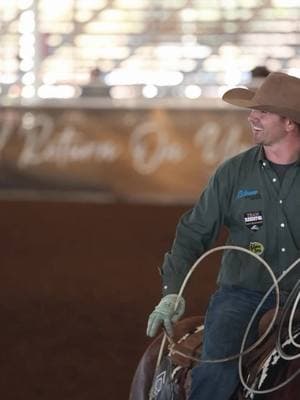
[276,280,300,358]
[149,245,300,399]
[238,255,300,394]
[286,281,300,350]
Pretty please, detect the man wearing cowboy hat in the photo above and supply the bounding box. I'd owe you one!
[146,71,300,399]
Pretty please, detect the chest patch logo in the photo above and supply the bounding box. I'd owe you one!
[244,211,263,231]
[237,189,261,200]
[249,242,264,256]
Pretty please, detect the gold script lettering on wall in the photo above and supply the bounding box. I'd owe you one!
[194,121,249,167]
[0,107,251,203]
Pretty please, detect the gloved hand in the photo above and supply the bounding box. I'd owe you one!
[146,294,185,338]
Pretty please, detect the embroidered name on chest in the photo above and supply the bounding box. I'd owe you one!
[244,211,263,231]
[237,189,261,200]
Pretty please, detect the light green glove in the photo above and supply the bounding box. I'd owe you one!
[146,294,185,338]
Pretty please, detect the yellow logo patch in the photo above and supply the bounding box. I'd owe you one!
[249,242,264,256]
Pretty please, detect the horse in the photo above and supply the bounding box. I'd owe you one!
[129,310,300,400]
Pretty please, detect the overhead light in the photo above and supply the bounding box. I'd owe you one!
[21,85,35,98]
[184,85,202,99]
[105,69,183,86]
[142,85,158,98]
[38,85,77,98]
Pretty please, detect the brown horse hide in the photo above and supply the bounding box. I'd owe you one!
[129,311,300,400]
[129,316,203,400]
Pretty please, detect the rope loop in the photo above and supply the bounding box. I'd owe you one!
[150,245,300,398]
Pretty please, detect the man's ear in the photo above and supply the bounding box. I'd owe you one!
[285,118,297,132]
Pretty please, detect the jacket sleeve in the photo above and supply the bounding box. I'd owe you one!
[160,166,229,295]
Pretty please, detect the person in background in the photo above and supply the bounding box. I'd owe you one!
[146,71,300,400]
[89,67,105,85]
[250,65,271,89]
[80,66,108,97]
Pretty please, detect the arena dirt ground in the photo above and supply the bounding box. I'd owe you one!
[0,200,226,399]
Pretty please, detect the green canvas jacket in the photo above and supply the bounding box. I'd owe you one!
[161,145,300,295]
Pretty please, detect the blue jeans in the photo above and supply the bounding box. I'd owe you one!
[188,285,285,400]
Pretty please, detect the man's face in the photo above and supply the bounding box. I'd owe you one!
[247,110,287,146]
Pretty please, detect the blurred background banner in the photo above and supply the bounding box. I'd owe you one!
[0,105,251,203]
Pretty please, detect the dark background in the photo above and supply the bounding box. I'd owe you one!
[0,200,225,399]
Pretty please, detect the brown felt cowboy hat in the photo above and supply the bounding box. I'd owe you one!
[222,72,300,124]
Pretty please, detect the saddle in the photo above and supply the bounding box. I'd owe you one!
[149,316,204,400]
[150,309,300,400]
[237,308,300,399]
